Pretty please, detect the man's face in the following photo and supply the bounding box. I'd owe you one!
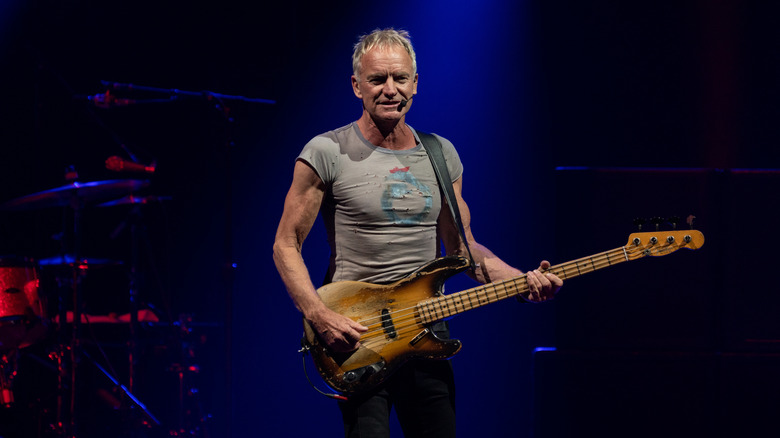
[352,45,418,123]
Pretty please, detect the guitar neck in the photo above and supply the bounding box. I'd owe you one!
[417,246,630,323]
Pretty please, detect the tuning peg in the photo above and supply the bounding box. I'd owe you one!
[633,218,646,231]
[668,216,681,230]
[686,215,696,229]
[650,217,665,231]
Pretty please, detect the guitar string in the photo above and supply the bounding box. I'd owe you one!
[359,275,532,349]
[358,278,525,349]
[358,264,550,349]
[358,272,529,346]
[358,257,591,346]
[354,246,627,330]
[360,235,701,346]
[353,238,693,344]
[359,279,594,348]
[353,232,696,332]
[355,273,528,340]
[356,253,617,342]
[355,247,635,344]
[359,256,625,343]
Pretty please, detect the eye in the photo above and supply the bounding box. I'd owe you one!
[367,75,386,85]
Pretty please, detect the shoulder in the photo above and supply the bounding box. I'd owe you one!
[298,123,361,184]
[431,132,458,156]
[412,128,464,180]
[301,123,353,155]
[300,123,358,160]
[411,127,457,154]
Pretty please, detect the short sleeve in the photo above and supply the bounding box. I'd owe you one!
[432,133,464,183]
[297,134,340,184]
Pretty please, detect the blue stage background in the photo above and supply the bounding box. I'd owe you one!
[0,1,777,437]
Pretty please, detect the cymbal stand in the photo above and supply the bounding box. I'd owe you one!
[105,174,169,434]
[63,182,86,437]
[128,204,140,393]
[105,155,150,395]
[52,167,95,437]
[169,315,213,438]
[81,349,160,427]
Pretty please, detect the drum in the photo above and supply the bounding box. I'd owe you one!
[0,257,46,349]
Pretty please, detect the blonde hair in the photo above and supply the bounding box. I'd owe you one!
[352,28,417,80]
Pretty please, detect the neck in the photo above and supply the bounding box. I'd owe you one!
[356,112,415,150]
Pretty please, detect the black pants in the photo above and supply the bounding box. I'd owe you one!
[338,359,456,438]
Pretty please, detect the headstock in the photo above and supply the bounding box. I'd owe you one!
[624,230,705,260]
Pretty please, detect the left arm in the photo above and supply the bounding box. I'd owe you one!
[437,176,562,302]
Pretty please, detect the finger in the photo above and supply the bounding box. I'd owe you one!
[531,269,559,301]
[349,319,369,332]
[540,271,554,290]
[537,270,552,287]
[321,330,347,351]
[538,260,551,271]
[546,272,563,288]
[534,270,552,300]
[527,270,542,301]
[345,329,364,350]
[330,331,361,352]
[344,327,360,344]
[543,274,562,299]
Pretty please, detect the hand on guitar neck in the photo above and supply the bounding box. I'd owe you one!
[525,260,563,302]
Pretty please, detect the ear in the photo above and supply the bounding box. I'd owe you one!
[351,75,362,99]
[412,73,418,96]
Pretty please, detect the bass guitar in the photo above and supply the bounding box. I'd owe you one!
[302,229,705,396]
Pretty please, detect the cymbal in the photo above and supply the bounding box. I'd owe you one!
[0,179,150,211]
[97,194,172,207]
[38,254,122,267]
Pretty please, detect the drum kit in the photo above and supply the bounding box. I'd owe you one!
[0,255,47,410]
[0,80,271,437]
[0,175,188,436]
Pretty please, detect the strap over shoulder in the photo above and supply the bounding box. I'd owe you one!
[416,130,476,270]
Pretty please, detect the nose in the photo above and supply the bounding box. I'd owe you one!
[382,78,397,97]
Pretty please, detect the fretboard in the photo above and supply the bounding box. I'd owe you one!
[416,246,630,324]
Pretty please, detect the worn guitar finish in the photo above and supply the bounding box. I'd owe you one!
[302,230,705,396]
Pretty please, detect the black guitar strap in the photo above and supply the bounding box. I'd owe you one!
[416,130,476,271]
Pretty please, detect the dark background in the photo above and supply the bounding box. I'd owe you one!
[0,1,777,437]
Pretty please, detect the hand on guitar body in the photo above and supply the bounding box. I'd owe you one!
[306,305,368,353]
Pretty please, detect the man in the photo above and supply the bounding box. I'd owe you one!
[273,28,562,437]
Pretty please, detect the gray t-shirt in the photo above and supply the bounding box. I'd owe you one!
[298,122,464,284]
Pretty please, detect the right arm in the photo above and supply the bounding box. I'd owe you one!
[272,160,367,352]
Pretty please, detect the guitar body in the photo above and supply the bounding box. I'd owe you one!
[303,256,471,396]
